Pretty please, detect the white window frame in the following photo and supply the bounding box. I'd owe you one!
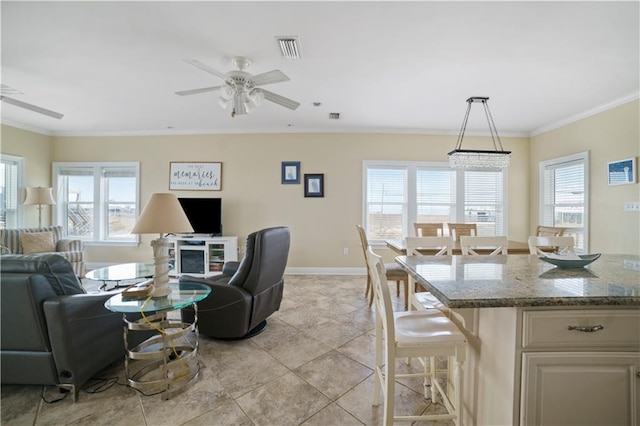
[0,154,25,229]
[539,151,589,252]
[52,162,140,245]
[363,160,508,245]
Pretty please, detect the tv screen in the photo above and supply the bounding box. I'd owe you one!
[177,198,222,236]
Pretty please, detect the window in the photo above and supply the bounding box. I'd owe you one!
[53,162,140,243]
[363,160,506,242]
[0,155,24,229]
[539,152,589,252]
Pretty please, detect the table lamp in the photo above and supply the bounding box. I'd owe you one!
[131,193,194,297]
[24,186,56,227]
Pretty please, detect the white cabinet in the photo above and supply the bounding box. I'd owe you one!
[521,352,640,425]
[519,309,640,426]
[168,236,238,277]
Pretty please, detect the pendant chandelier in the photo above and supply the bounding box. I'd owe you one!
[448,97,511,169]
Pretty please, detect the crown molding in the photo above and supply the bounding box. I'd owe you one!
[0,118,53,136]
[530,92,640,137]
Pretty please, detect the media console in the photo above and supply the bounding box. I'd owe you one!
[168,236,238,277]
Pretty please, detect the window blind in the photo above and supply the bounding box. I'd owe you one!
[366,167,406,239]
[541,156,587,250]
[464,170,504,236]
[416,168,455,223]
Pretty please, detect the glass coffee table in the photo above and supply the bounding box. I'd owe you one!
[104,282,211,399]
[85,262,155,291]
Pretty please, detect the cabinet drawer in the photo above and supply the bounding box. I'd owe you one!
[522,309,640,349]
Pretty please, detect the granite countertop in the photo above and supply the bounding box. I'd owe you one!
[395,254,640,308]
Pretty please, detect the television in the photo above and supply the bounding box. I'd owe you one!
[177,197,222,236]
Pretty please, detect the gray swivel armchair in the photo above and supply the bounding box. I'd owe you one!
[181,226,290,339]
[0,254,131,400]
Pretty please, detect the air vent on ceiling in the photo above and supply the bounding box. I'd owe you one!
[329,112,340,120]
[277,36,302,60]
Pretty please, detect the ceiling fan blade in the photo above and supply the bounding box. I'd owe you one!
[183,59,228,80]
[175,86,222,96]
[0,95,63,119]
[252,70,290,86]
[261,89,300,110]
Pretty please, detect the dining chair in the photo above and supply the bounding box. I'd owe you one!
[460,236,508,255]
[366,247,467,426]
[447,223,477,242]
[528,236,575,255]
[405,236,451,312]
[536,225,566,237]
[413,222,444,237]
[356,225,409,309]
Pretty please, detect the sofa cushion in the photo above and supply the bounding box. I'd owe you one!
[0,226,63,254]
[0,254,85,296]
[21,232,56,254]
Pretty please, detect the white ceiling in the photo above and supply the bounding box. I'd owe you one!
[1,1,638,137]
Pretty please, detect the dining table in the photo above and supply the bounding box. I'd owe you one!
[386,238,531,255]
[394,253,640,426]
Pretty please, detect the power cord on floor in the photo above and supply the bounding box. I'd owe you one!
[82,376,118,394]
[40,386,69,404]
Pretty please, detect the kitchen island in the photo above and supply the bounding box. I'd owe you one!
[395,254,640,426]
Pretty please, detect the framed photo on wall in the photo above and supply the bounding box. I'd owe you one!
[281,161,300,184]
[304,174,324,197]
[607,157,636,186]
[169,162,222,190]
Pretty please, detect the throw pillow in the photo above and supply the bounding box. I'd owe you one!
[20,231,56,254]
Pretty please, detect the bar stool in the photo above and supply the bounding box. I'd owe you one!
[366,247,467,425]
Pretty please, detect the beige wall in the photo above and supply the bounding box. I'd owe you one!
[0,125,53,227]
[530,100,640,255]
[10,99,636,268]
[45,132,529,268]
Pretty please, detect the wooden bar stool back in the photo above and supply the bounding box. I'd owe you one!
[356,225,409,309]
[413,222,444,237]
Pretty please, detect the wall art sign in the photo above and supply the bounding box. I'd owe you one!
[169,162,222,190]
[607,157,636,186]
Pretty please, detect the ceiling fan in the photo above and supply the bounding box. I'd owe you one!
[175,57,300,117]
[0,94,64,119]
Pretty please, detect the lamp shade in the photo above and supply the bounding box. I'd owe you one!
[24,187,56,205]
[131,193,194,234]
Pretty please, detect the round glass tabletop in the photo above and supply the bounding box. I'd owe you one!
[104,282,211,314]
[86,262,156,282]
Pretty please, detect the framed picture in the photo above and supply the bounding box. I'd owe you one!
[607,157,636,186]
[281,161,300,184]
[304,174,324,197]
[169,162,222,190]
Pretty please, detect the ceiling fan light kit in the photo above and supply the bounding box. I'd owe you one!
[448,96,510,169]
[176,56,300,117]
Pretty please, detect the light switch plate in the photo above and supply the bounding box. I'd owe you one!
[624,201,640,212]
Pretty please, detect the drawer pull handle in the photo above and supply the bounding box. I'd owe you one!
[567,325,604,333]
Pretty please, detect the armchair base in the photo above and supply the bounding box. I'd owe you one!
[214,319,268,341]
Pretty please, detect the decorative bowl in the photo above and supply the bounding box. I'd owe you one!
[539,253,601,268]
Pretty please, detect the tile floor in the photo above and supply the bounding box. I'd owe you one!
[1,275,452,425]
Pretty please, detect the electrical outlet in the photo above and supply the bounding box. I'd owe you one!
[343,247,349,255]
[624,201,640,212]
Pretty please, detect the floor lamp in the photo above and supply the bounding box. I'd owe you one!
[131,193,194,297]
[23,187,56,228]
